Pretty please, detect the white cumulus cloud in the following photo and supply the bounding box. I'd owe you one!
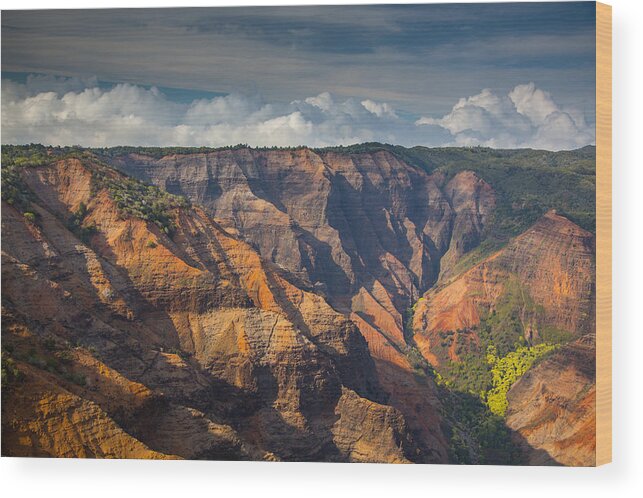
[1,76,593,150]
[2,77,426,147]
[416,82,594,150]
[361,99,398,119]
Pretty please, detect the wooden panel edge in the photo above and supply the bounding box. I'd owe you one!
[595,1,612,467]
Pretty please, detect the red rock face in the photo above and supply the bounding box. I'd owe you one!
[110,154,491,350]
[413,210,595,367]
[505,335,596,466]
[111,149,455,303]
[2,148,597,465]
[2,157,446,462]
[439,170,496,280]
[110,149,497,457]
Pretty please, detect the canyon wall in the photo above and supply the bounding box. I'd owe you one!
[2,145,597,465]
[2,157,445,462]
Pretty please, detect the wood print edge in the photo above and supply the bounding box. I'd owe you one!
[595,0,612,467]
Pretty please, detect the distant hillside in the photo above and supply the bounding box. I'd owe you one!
[80,142,596,234]
[314,143,595,234]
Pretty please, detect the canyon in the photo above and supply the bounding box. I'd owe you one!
[2,144,597,464]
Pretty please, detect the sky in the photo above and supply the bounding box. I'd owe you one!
[1,3,597,150]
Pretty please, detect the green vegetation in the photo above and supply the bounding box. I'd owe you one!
[2,145,91,210]
[436,342,557,463]
[69,202,88,226]
[403,344,435,379]
[92,143,263,159]
[477,278,535,356]
[2,163,34,209]
[91,167,189,235]
[401,302,437,379]
[399,288,536,463]
[485,343,558,416]
[434,284,560,411]
[1,350,25,388]
[440,386,520,464]
[407,145,596,235]
[402,305,415,343]
[428,281,562,461]
[314,142,595,235]
[23,211,37,224]
[476,279,572,355]
[6,142,594,236]
[8,340,88,387]
[441,352,492,395]
[400,273,563,461]
[2,145,191,237]
[66,202,98,243]
[446,237,507,280]
[539,325,575,345]
[165,347,193,361]
[1,143,51,168]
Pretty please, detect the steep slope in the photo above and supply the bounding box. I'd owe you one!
[106,148,499,455]
[2,145,597,466]
[412,210,595,368]
[408,210,595,465]
[2,155,446,462]
[107,149,494,317]
[437,170,496,280]
[1,339,172,459]
[505,335,596,466]
[107,155,486,345]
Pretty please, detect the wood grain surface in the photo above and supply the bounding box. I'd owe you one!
[596,1,612,467]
